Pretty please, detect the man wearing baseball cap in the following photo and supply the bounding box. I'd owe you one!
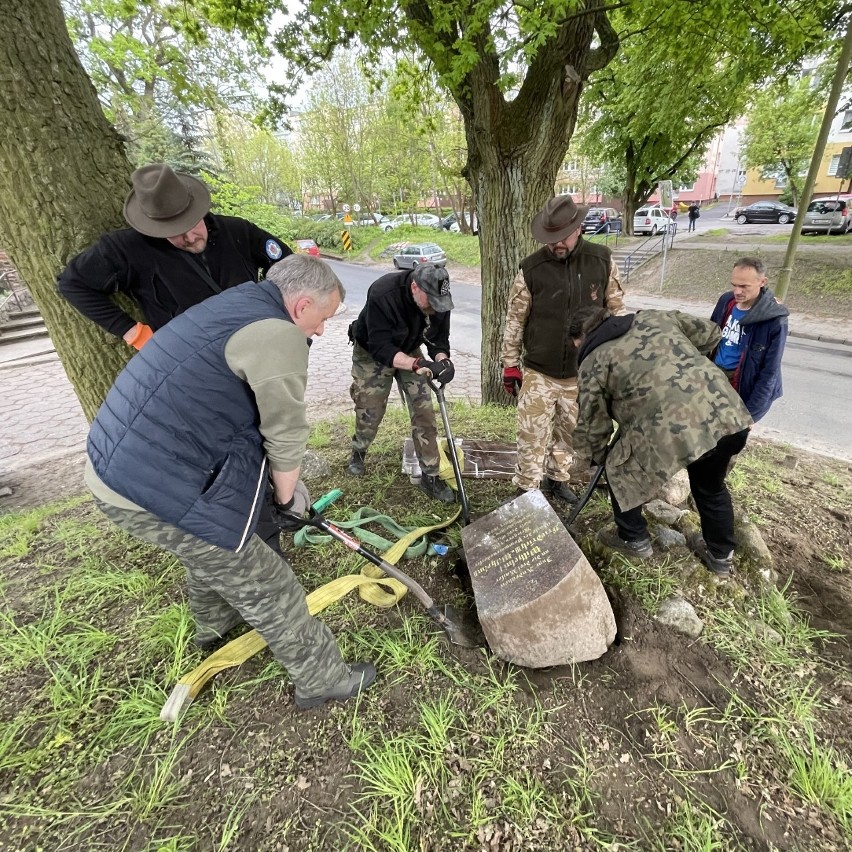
[346,263,456,503]
[58,163,291,350]
[500,195,626,503]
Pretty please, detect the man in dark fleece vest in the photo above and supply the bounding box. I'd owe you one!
[710,256,789,422]
[85,254,376,711]
[500,196,626,503]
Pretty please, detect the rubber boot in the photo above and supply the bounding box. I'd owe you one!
[348,449,366,476]
[542,477,579,504]
[418,473,455,503]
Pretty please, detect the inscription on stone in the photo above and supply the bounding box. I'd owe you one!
[461,490,616,668]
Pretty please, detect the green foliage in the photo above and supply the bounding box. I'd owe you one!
[742,76,826,207]
[581,0,838,225]
[64,0,267,160]
[203,174,298,242]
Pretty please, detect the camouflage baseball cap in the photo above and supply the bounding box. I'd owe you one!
[412,264,454,312]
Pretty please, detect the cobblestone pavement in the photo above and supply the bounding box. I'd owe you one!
[0,305,483,495]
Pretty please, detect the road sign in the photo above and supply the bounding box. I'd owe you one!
[342,204,351,213]
[341,230,352,251]
[353,204,361,212]
[658,180,673,209]
[343,214,353,224]
[838,146,852,180]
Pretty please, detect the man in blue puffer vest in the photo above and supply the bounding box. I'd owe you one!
[85,253,376,710]
[710,256,789,422]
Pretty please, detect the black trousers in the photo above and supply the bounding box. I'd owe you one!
[609,430,749,557]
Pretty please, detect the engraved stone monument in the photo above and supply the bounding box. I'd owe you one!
[461,490,616,667]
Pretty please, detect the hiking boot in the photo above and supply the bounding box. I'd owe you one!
[542,477,579,504]
[597,528,654,560]
[694,539,734,578]
[347,449,366,476]
[418,473,456,503]
[294,662,377,710]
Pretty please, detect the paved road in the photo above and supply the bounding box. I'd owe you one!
[1,258,851,494]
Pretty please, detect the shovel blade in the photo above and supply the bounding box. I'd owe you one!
[439,604,487,648]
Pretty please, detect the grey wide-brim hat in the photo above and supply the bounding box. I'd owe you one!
[530,195,588,244]
[412,263,454,312]
[123,164,211,238]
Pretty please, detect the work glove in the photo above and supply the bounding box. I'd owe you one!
[270,480,313,532]
[502,366,523,396]
[412,357,443,379]
[124,322,153,350]
[432,358,455,384]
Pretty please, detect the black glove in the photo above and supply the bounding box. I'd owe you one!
[412,357,442,379]
[432,358,455,384]
[270,480,312,532]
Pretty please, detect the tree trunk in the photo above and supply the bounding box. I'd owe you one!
[0,0,133,421]
[458,24,601,404]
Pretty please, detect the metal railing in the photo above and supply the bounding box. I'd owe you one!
[621,223,678,285]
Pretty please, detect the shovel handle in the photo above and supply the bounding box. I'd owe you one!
[427,380,471,526]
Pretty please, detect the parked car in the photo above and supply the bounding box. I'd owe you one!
[633,206,671,236]
[734,201,797,225]
[383,213,441,232]
[801,198,851,235]
[582,207,621,234]
[439,212,480,234]
[392,242,447,270]
[294,238,319,256]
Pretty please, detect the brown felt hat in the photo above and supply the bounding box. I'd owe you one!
[530,196,588,244]
[123,164,211,238]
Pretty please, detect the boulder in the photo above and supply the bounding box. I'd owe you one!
[645,499,686,526]
[734,517,773,569]
[656,470,691,507]
[300,450,331,482]
[652,526,687,550]
[654,596,703,638]
[461,491,616,667]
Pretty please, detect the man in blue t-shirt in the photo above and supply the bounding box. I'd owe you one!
[710,257,789,423]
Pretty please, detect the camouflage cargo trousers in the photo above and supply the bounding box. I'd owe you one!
[94,500,348,696]
[350,342,440,475]
[514,366,579,491]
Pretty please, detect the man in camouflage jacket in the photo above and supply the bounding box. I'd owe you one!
[569,307,752,577]
[501,196,625,503]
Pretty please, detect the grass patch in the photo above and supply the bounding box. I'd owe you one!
[0,409,850,850]
[362,225,481,266]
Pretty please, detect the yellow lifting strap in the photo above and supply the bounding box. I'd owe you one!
[159,501,463,722]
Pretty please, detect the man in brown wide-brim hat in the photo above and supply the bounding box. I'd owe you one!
[500,194,626,502]
[57,162,293,556]
[58,162,292,351]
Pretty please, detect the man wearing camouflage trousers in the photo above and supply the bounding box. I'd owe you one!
[501,196,625,503]
[347,263,456,503]
[569,306,752,578]
[84,254,376,710]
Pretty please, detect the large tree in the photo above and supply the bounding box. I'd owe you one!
[579,4,837,231]
[1,0,134,420]
[741,77,826,207]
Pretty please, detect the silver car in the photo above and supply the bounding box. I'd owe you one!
[801,198,851,235]
[392,242,447,270]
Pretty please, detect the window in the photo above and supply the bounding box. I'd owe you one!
[828,154,841,176]
[678,182,695,192]
[841,110,852,132]
[558,184,577,195]
[774,174,788,189]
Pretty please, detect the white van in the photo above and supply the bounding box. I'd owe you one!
[633,206,671,236]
